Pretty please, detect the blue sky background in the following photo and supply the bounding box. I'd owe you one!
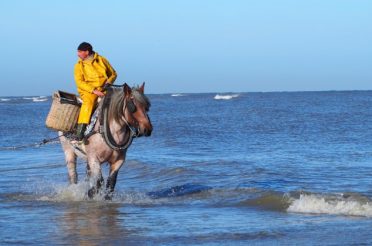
[0,0,371,96]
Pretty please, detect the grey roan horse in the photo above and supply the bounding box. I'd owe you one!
[59,83,152,199]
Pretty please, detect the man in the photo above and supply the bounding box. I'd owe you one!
[74,42,117,140]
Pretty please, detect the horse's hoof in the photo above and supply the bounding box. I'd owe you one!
[88,188,95,199]
[104,193,113,200]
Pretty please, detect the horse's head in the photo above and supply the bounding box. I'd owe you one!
[123,82,153,137]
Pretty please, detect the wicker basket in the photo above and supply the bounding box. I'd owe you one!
[45,91,81,132]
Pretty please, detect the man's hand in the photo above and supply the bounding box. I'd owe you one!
[103,83,111,90]
[93,89,105,97]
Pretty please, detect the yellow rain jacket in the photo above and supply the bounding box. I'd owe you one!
[74,52,117,124]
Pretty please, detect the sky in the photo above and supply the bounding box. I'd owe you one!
[0,0,371,96]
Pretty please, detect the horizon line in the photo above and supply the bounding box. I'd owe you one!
[1,89,372,97]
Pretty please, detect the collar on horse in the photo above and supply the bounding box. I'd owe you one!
[98,85,138,151]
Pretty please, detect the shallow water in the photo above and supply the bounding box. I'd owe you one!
[1,91,372,245]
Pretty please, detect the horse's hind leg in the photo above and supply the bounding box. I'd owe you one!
[60,133,78,184]
[66,151,77,184]
[105,156,126,200]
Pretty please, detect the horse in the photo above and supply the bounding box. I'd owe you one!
[59,83,152,199]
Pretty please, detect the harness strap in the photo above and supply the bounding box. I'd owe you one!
[99,87,134,151]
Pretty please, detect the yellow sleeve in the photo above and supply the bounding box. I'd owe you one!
[74,63,95,93]
[101,57,117,84]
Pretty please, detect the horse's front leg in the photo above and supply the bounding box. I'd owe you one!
[87,158,104,199]
[105,155,126,200]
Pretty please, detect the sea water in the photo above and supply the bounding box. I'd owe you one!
[1,91,372,245]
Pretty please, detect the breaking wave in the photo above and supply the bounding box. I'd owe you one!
[238,191,372,217]
[214,94,239,100]
[237,192,292,211]
[171,93,184,97]
[1,97,48,103]
[23,96,48,102]
[287,194,372,217]
[33,98,48,102]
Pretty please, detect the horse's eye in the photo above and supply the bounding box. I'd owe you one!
[127,100,136,113]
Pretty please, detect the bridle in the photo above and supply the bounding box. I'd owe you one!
[99,84,142,150]
[122,97,140,138]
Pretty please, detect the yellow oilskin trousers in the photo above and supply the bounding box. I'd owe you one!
[74,52,117,124]
[78,92,98,124]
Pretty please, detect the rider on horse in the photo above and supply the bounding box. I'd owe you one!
[73,42,117,140]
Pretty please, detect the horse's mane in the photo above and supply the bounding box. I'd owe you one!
[107,85,151,123]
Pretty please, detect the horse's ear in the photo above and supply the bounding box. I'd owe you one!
[123,83,131,96]
[139,82,145,94]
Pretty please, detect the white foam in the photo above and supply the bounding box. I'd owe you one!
[214,94,239,100]
[23,96,48,102]
[0,98,11,101]
[287,194,372,217]
[32,98,48,102]
[171,93,183,97]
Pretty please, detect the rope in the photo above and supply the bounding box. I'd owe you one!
[0,134,65,150]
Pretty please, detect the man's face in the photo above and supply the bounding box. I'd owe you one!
[77,50,90,60]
